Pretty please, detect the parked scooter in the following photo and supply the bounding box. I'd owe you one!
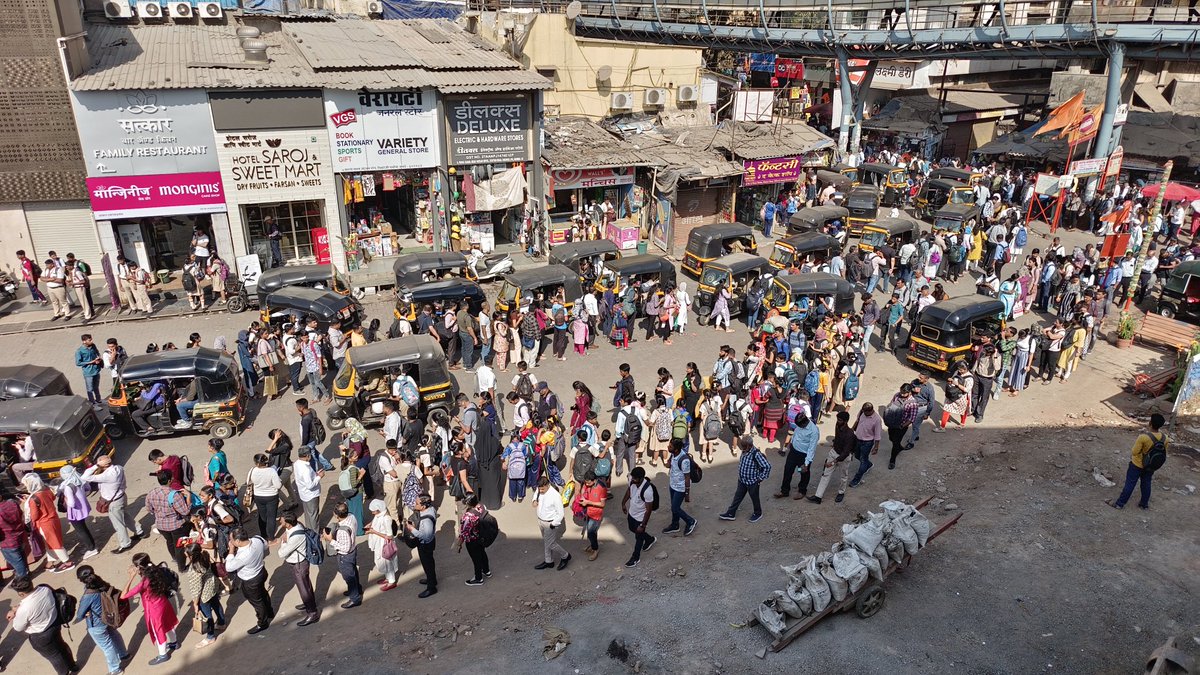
[467,248,514,282]
[0,271,16,303]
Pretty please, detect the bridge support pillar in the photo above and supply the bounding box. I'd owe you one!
[836,49,854,161]
[1086,41,1125,199]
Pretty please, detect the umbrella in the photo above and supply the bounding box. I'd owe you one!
[1140,182,1200,202]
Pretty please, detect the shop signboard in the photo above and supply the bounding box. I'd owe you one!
[86,171,226,220]
[324,89,440,172]
[71,90,220,178]
[444,96,532,165]
[217,130,331,193]
[1069,157,1107,177]
[742,156,805,187]
[550,167,635,190]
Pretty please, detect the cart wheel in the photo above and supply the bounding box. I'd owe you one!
[208,421,235,440]
[103,421,126,440]
[855,585,886,618]
[327,415,346,431]
[227,294,247,314]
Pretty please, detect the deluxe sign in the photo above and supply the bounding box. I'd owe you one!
[71,90,220,177]
[445,96,532,165]
[86,171,226,219]
[550,167,634,190]
[324,89,439,172]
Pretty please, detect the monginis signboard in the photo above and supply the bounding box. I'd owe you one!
[87,172,226,219]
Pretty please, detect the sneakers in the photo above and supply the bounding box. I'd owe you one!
[83,549,100,560]
[748,513,763,523]
[174,420,192,429]
[849,478,862,488]
[887,461,896,470]
[465,578,484,586]
[684,521,698,536]
[642,536,657,552]
[661,526,681,535]
[835,493,845,503]
[718,513,736,521]
[624,558,640,568]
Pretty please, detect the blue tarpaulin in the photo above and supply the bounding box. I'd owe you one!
[381,0,463,20]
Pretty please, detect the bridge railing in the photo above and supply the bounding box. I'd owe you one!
[468,0,1199,30]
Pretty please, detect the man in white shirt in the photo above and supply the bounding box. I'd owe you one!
[43,258,70,320]
[327,319,351,373]
[379,439,403,523]
[293,447,322,531]
[322,502,362,608]
[81,455,145,553]
[284,324,305,394]
[620,466,658,568]
[381,400,404,447]
[507,392,532,430]
[534,477,571,570]
[225,528,275,634]
[275,511,319,626]
[7,578,75,673]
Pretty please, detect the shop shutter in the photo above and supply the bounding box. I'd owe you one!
[24,201,102,265]
[672,187,724,251]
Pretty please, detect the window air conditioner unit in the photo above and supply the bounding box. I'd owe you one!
[104,0,133,17]
[138,1,165,19]
[367,0,383,14]
[610,92,634,111]
[198,1,222,17]
[168,1,193,18]
[644,88,668,107]
[677,84,698,102]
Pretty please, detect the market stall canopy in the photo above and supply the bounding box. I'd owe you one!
[862,95,946,136]
[542,116,659,170]
[623,127,747,181]
[703,121,835,161]
[1141,182,1200,202]
[72,18,551,94]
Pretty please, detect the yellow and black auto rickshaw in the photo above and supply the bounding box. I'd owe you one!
[496,265,584,315]
[230,264,353,315]
[788,205,849,237]
[915,178,974,220]
[393,252,472,287]
[929,167,983,186]
[769,232,841,271]
[594,254,678,296]
[681,222,758,277]
[763,273,856,320]
[860,216,922,253]
[260,286,363,331]
[815,170,854,196]
[0,365,72,401]
[845,186,879,237]
[858,163,909,206]
[105,348,247,440]
[906,297,1006,372]
[932,202,982,235]
[327,335,457,429]
[0,395,114,489]
[393,278,486,322]
[692,253,773,325]
[548,240,621,286]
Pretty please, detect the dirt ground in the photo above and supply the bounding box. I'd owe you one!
[1,222,1197,675]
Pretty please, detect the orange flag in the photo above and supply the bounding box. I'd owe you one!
[1101,199,1132,224]
[1035,90,1085,137]
[1065,103,1105,144]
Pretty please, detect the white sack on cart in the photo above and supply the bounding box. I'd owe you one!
[907,509,931,547]
[756,599,787,637]
[802,557,832,613]
[785,579,814,616]
[819,559,849,602]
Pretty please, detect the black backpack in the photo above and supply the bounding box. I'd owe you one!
[623,410,643,445]
[42,585,77,628]
[572,447,596,483]
[478,511,500,548]
[515,373,534,400]
[639,481,660,512]
[1144,433,1168,472]
[179,455,195,487]
[684,453,703,484]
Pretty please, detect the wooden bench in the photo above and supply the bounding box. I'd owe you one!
[1132,368,1178,397]
[1136,313,1199,352]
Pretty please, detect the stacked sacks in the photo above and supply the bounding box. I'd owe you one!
[755,500,932,637]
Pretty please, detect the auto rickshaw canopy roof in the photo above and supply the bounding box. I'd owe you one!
[503,264,580,289]
[774,272,855,297]
[777,231,841,255]
[846,186,879,208]
[547,240,620,269]
[345,334,445,373]
[0,365,71,400]
[924,178,969,193]
[814,170,853,191]
[705,252,771,275]
[1163,259,1200,293]
[867,217,923,237]
[119,347,238,382]
[263,286,355,319]
[0,395,101,463]
[256,265,341,296]
[685,222,755,254]
[398,278,485,303]
[392,252,468,278]
[918,297,1006,331]
[605,254,676,279]
[790,205,849,230]
[929,167,980,183]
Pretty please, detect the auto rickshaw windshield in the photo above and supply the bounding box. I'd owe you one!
[862,230,888,249]
[700,266,729,288]
[769,246,793,267]
[497,280,519,305]
[334,361,353,391]
[935,216,962,231]
[950,190,975,205]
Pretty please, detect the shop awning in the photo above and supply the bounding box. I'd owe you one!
[862,95,945,136]
[542,116,658,171]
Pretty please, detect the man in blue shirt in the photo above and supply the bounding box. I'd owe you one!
[774,414,818,499]
[662,439,697,536]
[762,200,778,238]
[131,380,167,434]
[74,333,103,406]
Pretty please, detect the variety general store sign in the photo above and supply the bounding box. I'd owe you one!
[324,89,439,172]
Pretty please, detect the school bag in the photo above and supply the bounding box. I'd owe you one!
[505,444,528,479]
[684,453,703,483]
[515,373,534,400]
[804,370,820,397]
[727,401,747,435]
[571,447,596,483]
[1144,433,1168,472]
[882,401,905,428]
[292,528,325,565]
[179,455,196,486]
[671,411,690,441]
[310,417,327,445]
[478,511,500,547]
[402,467,422,508]
[98,587,132,628]
[729,360,746,393]
[337,466,359,499]
[654,408,673,441]
[703,414,722,441]
[843,370,861,402]
[369,449,389,486]
[623,409,643,445]
[43,586,77,628]
[639,481,660,512]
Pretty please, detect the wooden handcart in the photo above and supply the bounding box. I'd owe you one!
[748,496,962,653]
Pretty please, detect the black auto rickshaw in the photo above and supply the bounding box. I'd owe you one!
[907,297,1006,372]
[0,365,72,401]
[105,348,247,440]
[929,167,983,185]
[860,217,922,253]
[788,205,850,237]
[763,273,856,321]
[1156,260,1200,323]
[548,240,621,285]
[859,163,909,206]
[327,334,457,429]
[260,286,363,330]
[595,254,678,296]
[496,265,585,314]
[769,232,841,271]
[230,264,353,314]
[393,278,486,322]
[681,222,758,277]
[915,178,973,220]
[692,253,773,325]
[845,186,879,236]
[393,252,471,287]
[0,395,114,489]
[832,162,859,183]
[932,202,982,235]
[815,170,854,196]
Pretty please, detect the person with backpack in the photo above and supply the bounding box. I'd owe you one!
[404,494,439,599]
[226,527,276,633]
[74,565,131,673]
[276,511,321,626]
[620,467,658,568]
[123,553,180,665]
[1108,413,1168,510]
[647,397,675,468]
[148,448,188,490]
[181,543,225,648]
[718,435,770,524]
[663,439,698,537]
[7,576,76,674]
[696,389,723,464]
[576,471,608,561]
[457,495,494,585]
[293,447,322,531]
[614,394,643,478]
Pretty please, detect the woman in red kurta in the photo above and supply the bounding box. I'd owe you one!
[21,474,71,572]
[123,552,180,665]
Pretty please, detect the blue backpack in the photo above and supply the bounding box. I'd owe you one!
[843,371,861,401]
[1014,226,1028,248]
[292,528,325,566]
[804,370,820,397]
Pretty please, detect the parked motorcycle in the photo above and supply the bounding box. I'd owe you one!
[0,271,16,303]
[467,249,514,282]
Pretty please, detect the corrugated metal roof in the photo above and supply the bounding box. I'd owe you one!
[625,128,744,179]
[71,18,551,93]
[707,121,835,160]
[542,116,659,169]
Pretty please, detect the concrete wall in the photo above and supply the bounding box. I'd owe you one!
[475,12,705,119]
[0,204,33,278]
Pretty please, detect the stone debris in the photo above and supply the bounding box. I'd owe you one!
[1092,468,1116,488]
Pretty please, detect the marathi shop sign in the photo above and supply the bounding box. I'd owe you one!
[742,156,806,187]
[445,95,532,165]
[324,89,439,171]
[550,167,635,190]
[218,130,330,193]
[71,90,219,177]
[86,172,226,219]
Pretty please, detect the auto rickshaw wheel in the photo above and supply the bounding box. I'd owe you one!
[227,293,247,314]
[209,420,235,439]
[1157,304,1176,319]
[696,309,711,326]
[103,421,126,440]
[327,415,346,430]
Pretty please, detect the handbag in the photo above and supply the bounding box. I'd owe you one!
[95,497,111,514]
[262,374,279,397]
[381,537,399,560]
[193,612,207,635]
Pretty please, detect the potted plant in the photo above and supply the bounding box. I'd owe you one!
[1115,312,1138,348]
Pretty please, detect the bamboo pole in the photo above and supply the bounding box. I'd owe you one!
[1123,160,1173,311]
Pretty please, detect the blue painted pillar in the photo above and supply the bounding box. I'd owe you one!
[836,48,854,158]
[1092,41,1125,160]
